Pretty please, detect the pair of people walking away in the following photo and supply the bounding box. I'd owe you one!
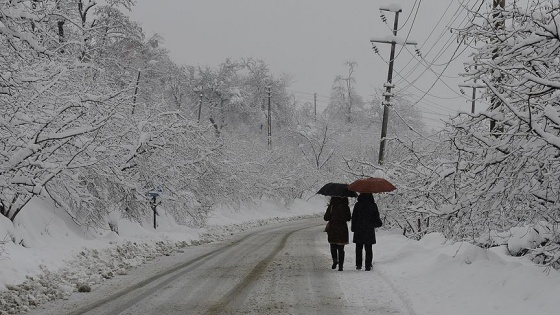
[324,193,382,271]
[323,197,351,271]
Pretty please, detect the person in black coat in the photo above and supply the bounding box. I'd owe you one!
[324,197,351,271]
[351,193,382,271]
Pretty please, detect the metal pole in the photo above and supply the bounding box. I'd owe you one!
[378,10,400,165]
[151,196,157,229]
[470,85,477,114]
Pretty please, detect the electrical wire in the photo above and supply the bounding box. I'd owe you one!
[394,1,484,98]
[391,106,443,140]
[395,5,461,81]
[289,89,330,99]
[396,3,466,86]
[402,0,485,106]
[396,0,420,31]
[409,42,465,109]
[395,0,476,86]
[374,47,468,101]
[393,0,423,61]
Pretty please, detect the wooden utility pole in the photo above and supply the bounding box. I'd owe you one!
[459,64,484,114]
[267,85,272,148]
[371,6,417,165]
[490,0,505,133]
[314,93,317,119]
[459,82,485,114]
[197,90,203,122]
[132,70,141,114]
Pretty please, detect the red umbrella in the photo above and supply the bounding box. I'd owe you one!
[348,177,396,193]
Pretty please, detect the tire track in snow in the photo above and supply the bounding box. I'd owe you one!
[66,227,279,315]
[204,224,314,314]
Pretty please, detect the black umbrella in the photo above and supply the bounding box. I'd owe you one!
[317,183,358,198]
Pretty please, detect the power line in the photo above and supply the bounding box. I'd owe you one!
[289,89,330,99]
[374,47,468,101]
[396,0,474,86]
[396,0,420,31]
[394,1,484,100]
[402,1,486,109]
[409,42,465,110]
[393,0,423,61]
[395,11,473,91]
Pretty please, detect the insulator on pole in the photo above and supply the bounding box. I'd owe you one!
[415,46,422,58]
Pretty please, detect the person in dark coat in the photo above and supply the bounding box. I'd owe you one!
[351,193,381,271]
[324,196,351,271]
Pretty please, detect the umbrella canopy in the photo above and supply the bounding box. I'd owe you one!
[348,177,396,193]
[317,183,358,198]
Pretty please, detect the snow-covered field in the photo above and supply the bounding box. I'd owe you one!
[1,197,559,314]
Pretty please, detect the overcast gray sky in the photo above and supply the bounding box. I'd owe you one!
[129,0,486,129]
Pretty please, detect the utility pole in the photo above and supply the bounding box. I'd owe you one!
[371,6,417,165]
[314,93,317,119]
[459,64,484,114]
[459,82,485,114]
[197,89,203,122]
[490,0,505,134]
[347,81,352,123]
[132,70,141,114]
[267,84,272,148]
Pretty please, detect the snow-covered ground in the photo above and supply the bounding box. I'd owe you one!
[1,197,559,314]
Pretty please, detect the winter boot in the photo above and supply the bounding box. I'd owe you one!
[338,248,345,271]
[355,244,363,270]
[365,245,373,271]
[330,244,338,269]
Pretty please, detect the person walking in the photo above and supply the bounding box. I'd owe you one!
[324,196,351,271]
[351,193,382,271]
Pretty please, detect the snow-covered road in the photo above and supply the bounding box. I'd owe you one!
[29,218,412,315]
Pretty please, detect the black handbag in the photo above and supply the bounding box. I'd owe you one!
[373,216,383,228]
[323,204,332,232]
[373,204,383,228]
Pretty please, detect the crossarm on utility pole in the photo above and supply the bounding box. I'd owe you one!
[458,83,485,114]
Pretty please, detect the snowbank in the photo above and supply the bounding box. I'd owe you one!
[374,231,560,315]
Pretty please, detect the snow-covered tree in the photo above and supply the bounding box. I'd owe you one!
[363,1,560,268]
[324,61,365,123]
[451,0,560,237]
[0,0,134,222]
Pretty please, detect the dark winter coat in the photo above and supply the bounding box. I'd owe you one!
[324,197,351,245]
[351,193,381,245]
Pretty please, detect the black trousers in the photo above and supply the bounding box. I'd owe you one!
[330,244,345,265]
[355,243,373,268]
